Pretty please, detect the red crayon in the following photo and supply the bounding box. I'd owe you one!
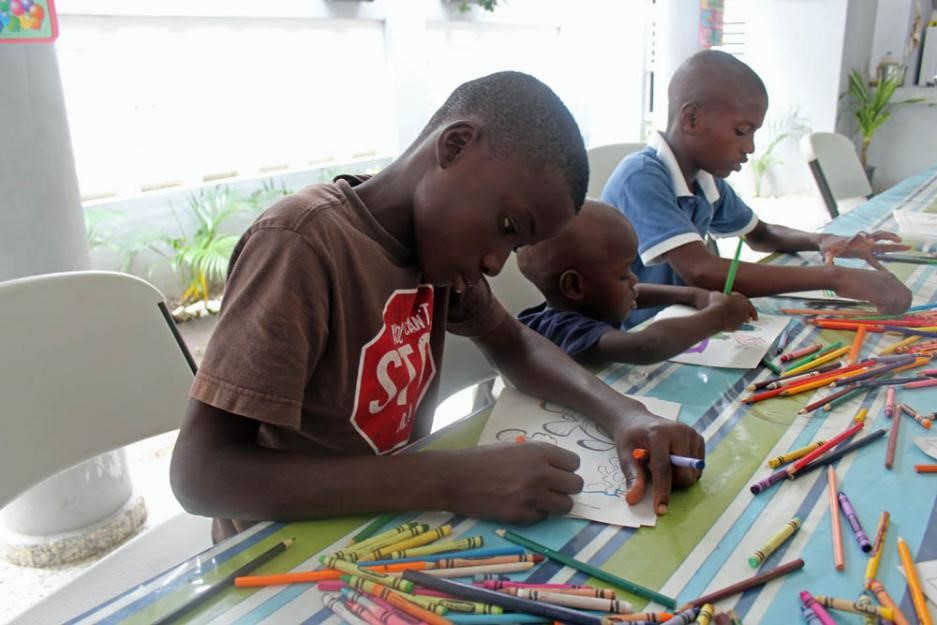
[780,343,822,362]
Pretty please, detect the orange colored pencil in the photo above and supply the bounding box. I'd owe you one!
[847,326,866,365]
[827,466,845,571]
[897,537,932,625]
[914,464,937,473]
[778,365,869,396]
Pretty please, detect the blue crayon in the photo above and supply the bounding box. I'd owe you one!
[669,454,705,470]
[800,604,822,624]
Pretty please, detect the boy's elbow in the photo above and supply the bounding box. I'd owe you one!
[170,439,221,517]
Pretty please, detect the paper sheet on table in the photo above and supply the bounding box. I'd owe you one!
[914,437,937,461]
[897,560,937,615]
[477,382,681,528]
[775,288,863,304]
[650,305,789,369]
[895,208,937,241]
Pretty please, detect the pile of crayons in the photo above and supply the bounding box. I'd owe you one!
[228,517,810,625]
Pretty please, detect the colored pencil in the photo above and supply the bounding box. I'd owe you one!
[401,571,614,625]
[494,529,675,608]
[780,343,822,362]
[903,377,937,389]
[786,422,864,477]
[723,238,744,294]
[821,386,865,412]
[864,511,889,588]
[151,538,294,625]
[827,467,845,571]
[883,325,937,339]
[680,559,804,608]
[847,326,866,364]
[236,560,429,587]
[351,513,399,543]
[875,253,937,265]
[915,464,937,472]
[783,346,850,376]
[886,405,901,469]
[897,537,933,625]
[782,342,845,373]
[760,357,783,375]
[798,385,858,414]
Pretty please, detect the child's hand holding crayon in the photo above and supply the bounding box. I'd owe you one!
[703,291,758,331]
[615,412,705,516]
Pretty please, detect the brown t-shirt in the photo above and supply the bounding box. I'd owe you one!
[190,177,505,540]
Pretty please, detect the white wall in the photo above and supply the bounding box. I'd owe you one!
[866,86,937,189]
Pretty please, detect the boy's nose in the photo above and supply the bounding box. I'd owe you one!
[481,248,511,277]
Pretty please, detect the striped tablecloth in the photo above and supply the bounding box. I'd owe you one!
[69,164,937,625]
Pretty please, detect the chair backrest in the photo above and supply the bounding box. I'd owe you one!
[799,132,873,219]
[586,142,646,199]
[0,271,195,508]
[488,253,543,317]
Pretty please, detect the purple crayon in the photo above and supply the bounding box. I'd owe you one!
[661,607,700,625]
[837,491,872,552]
[750,468,787,494]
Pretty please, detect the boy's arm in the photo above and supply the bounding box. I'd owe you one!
[586,292,756,365]
[745,221,908,268]
[474,315,704,515]
[662,239,912,314]
[633,283,711,309]
[170,400,583,525]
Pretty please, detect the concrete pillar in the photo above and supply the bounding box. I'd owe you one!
[652,0,703,132]
[0,44,145,567]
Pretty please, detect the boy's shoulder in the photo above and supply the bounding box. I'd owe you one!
[254,180,353,233]
[611,146,674,188]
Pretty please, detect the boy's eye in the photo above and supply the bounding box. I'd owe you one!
[734,129,745,137]
[502,216,518,235]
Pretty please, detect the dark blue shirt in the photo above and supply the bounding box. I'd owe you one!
[518,303,616,357]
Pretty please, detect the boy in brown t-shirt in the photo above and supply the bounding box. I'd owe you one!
[170,72,704,542]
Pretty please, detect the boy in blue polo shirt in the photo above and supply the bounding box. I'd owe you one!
[603,50,911,328]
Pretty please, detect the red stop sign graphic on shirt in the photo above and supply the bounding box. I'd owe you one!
[350,286,437,454]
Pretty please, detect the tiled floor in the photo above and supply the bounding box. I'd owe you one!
[0,191,832,624]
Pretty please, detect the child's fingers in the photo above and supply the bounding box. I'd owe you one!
[535,491,576,516]
[644,439,674,515]
[545,466,584,495]
[866,230,904,243]
[621,452,647,506]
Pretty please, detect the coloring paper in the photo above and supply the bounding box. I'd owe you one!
[477,382,681,527]
[914,436,937,461]
[650,305,789,369]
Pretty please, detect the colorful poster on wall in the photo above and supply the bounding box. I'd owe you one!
[699,0,724,48]
[0,0,57,43]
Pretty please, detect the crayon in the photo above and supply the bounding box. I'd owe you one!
[885,400,901,469]
[799,591,835,625]
[401,571,615,625]
[799,604,823,625]
[390,537,485,560]
[337,523,431,559]
[760,358,782,375]
[359,525,454,562]
[435,555,543,568]
[342,588,420,625]
[781,343,821,362]
[322,555,415,593]
[695,603,714,625]
[605,613,675,622]
[748,517,801,567]
[851,407,868,425]
[767,442,826,468]
[445,616,552,624]
[501,586,617,600]
[901,403,933,428]
[514,588,634,614]
[812,595,894,620]
[235,560,427,587]
[424,562,534,578]
[784,346,849,376]
[660,607,700,624]
[864,511,889,587]
[885,386,897,417]
[759,362,841,390]
[323,593,372,625]
[867,579,911,625]
[897,537,932,625]
[494,529,675,608]
[836,491,871,552]
[632,449,705,469]
[915,464,937,472]
[483,581,591,591]
[775,328,791,355]
[726,609,743,625]
[786,422,864,477]
[366,546,525,567]
[345,575,453,620]
[351,513,400,543]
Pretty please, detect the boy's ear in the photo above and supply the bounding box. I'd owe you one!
[680,102,702,134]
[559,269,585,301]
[436,122,479,169]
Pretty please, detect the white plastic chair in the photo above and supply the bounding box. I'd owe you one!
[800,132,873,219]
[586,142,646,199]
[0,271,211,625]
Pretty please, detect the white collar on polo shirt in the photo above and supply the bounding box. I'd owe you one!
[647,132,721,204]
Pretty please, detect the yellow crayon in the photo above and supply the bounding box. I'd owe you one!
[335,522,430,559]
[784,346,850,376]
[436,599,503,614]
[814,595,894,621]
[424,561,534,578]
[358,525,453,562]
[696,603,715,625]
[864,511,889,588]
[767,441,826,468]
[748,517,801,567]
[321,556,414,593]
[388,536,484,559]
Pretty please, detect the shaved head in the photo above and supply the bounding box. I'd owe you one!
[668,50,767,130]
[518,200,636,304]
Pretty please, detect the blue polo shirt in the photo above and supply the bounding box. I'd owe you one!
[602,132,758,328]
[518,303,616,358]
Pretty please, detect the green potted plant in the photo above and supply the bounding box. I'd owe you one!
[844,69,924,174]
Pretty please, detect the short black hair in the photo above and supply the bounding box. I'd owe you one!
[419,71,588,211]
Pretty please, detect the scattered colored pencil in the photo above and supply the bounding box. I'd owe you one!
[827,467,844,571]
[723,238,744,294]
[897,537,933,625]
[680,559,805,608]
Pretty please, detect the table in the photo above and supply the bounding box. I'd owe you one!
[67,165,937,625]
